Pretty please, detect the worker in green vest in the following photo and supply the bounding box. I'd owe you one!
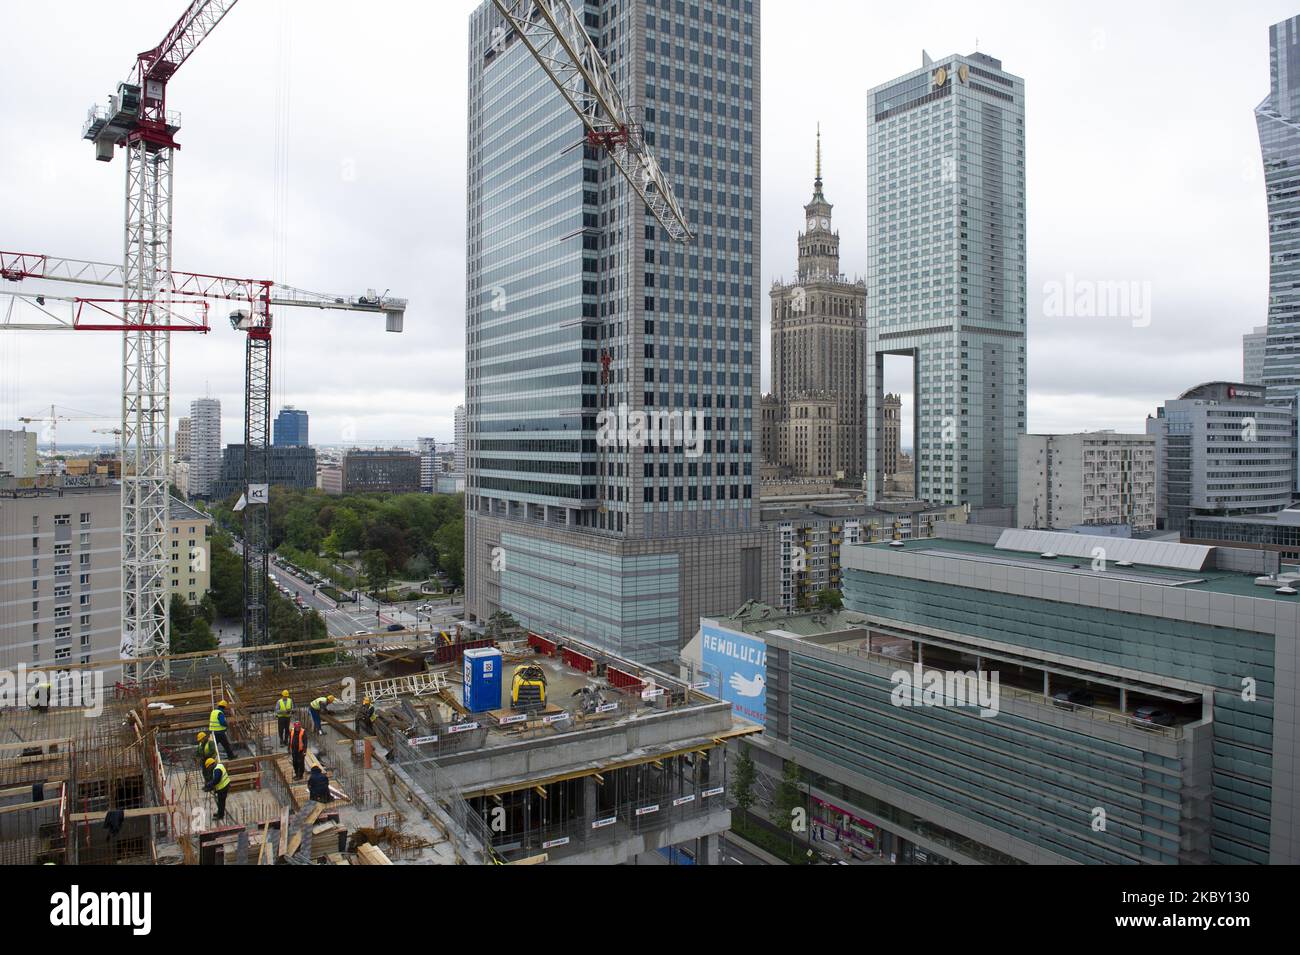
[203,758,231,821]
[196,732,218,782]
[275,690,293,746]
[208,699,233,760]
[308,694,335,737]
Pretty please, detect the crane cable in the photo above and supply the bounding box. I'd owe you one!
[272,0,294,417]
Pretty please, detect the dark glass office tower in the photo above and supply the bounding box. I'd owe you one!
[464,0,772,663]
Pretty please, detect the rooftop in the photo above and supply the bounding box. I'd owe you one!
[861,532,1300,603]
[168,496,210,524]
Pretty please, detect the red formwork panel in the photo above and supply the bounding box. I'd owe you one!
[528,632,558,655]
[605,665,645,692]
[561,647,595,673]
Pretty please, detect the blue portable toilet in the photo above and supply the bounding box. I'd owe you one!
[463,646,503,713]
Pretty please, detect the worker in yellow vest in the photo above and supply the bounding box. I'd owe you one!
[203,758,231,821]
[308,694,335,737]
[208,700,234,760]
[356,696,376,736]
[275,690,293,746]
[196,732,218,782]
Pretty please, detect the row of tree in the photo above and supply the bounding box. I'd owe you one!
[206,528,328,645]
[210,488,464,588]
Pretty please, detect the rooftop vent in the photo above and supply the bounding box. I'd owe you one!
[888,540,905,548]
[1040,552,1058,559]
[1116,560,1134,568]
[1276,586,1298,596]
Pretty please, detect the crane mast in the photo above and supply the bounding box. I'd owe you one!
[74,0,240,682]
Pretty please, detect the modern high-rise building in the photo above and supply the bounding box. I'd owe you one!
[464,0,772,663]
[417,436,438,492]
[1244,325,1267,385]
[768,131,866,481]
[341,449,421,495]
[173,417,191,462]
[865,52,1027,507]
[1017,431,1157,533]
[272,406,309,447]
[188,398,222,499]
[1258,16,1300,401]
[1146,382,1294,535]
[0,428,38,478]
[214,444,318,500]
[453,404,466,477]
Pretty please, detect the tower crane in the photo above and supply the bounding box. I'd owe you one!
[1,251,405,659]
[17,405,117,457]
[488,0,693,243]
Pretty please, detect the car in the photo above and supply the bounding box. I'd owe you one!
[417,604,434,612]
[1132,705,1176,728]
[352,630,369,637]
[1051,687,1096,710]
[386,623,406,632]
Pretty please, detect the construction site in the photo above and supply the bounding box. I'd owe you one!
[0,629,754,865]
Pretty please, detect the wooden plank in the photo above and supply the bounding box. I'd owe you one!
[0,797,60,815]
[68,805,173,823]
[0,736,72,752]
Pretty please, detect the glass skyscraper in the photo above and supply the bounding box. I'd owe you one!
[865,53,1027,508]
[1258,15,1300,402]
[464,0,771,663]
[272,406,309,447]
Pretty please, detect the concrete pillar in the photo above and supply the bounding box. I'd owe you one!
[695,834,718,865]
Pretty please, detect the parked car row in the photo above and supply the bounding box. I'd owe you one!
[1050,685,1177,729]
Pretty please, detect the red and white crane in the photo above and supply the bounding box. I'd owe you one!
[2,250,405,667]
[2,0,405,680]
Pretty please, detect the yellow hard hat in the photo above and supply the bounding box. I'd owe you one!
[281,690,290,698]
[327,695,336,703]
[204,758,216,769]
[196,731,207,742]
[217,700,228,708]
[362,697,371,705]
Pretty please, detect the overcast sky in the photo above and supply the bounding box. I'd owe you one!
[0,0,1292,448]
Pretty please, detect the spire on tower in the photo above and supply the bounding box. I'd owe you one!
[815,123,822,186]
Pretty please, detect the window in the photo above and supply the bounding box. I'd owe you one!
[79,573,90,585]
[54,626,70,641]
[79,532,90,546]
[79,595,91,607]
[54,514,71,526]
[54,543,70,556]
[79,512,91,525]
[79,553,90,566]
[54,647,71,661]
[80,615,90,629]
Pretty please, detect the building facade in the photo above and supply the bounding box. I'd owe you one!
[214,444,318,500]
[767,133,866,481]
[463,0,773,663]
[454,404,467,477]
[272,406,309,447]
[1017,431,1157,532]
[690,524,1300,864]
[0,429,38,479]
[169,497,211,606]
[1244,325,1267,386]
[1146,382,1294,535]
[0,477,123,680]
[188,398,222,498]
[762,497,966,611]
[173,417,191,462]
[417,436,438,492]
[1258,16,1300,401]
[865,52,1027,508]
[882,393,901,477]
[342,449,421,494]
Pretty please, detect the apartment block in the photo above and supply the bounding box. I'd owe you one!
[1017,431,1156,533]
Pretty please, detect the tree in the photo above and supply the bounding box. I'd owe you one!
[362,549,391,597]
[403,554,432,581]
[197,593,217,625]
[772,759,804,854]
[434,518,464,587]
[814,587,843,611]
[733,742,757,818]
[486,610,520,638]
[173,617,218,655]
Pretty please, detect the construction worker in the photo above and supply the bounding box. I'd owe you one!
[287,720,308,781]
[196,732,218,782]
[275,690,293,746]
[307,765,333,804]
[28,680,52,712]
[356,696,376,736]
[208,699,234,760]
[203,758,231,821]
[308,694,335,737]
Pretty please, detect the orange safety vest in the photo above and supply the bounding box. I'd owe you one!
[288,726,306,754]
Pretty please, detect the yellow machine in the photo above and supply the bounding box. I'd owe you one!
[511,663,547,709]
